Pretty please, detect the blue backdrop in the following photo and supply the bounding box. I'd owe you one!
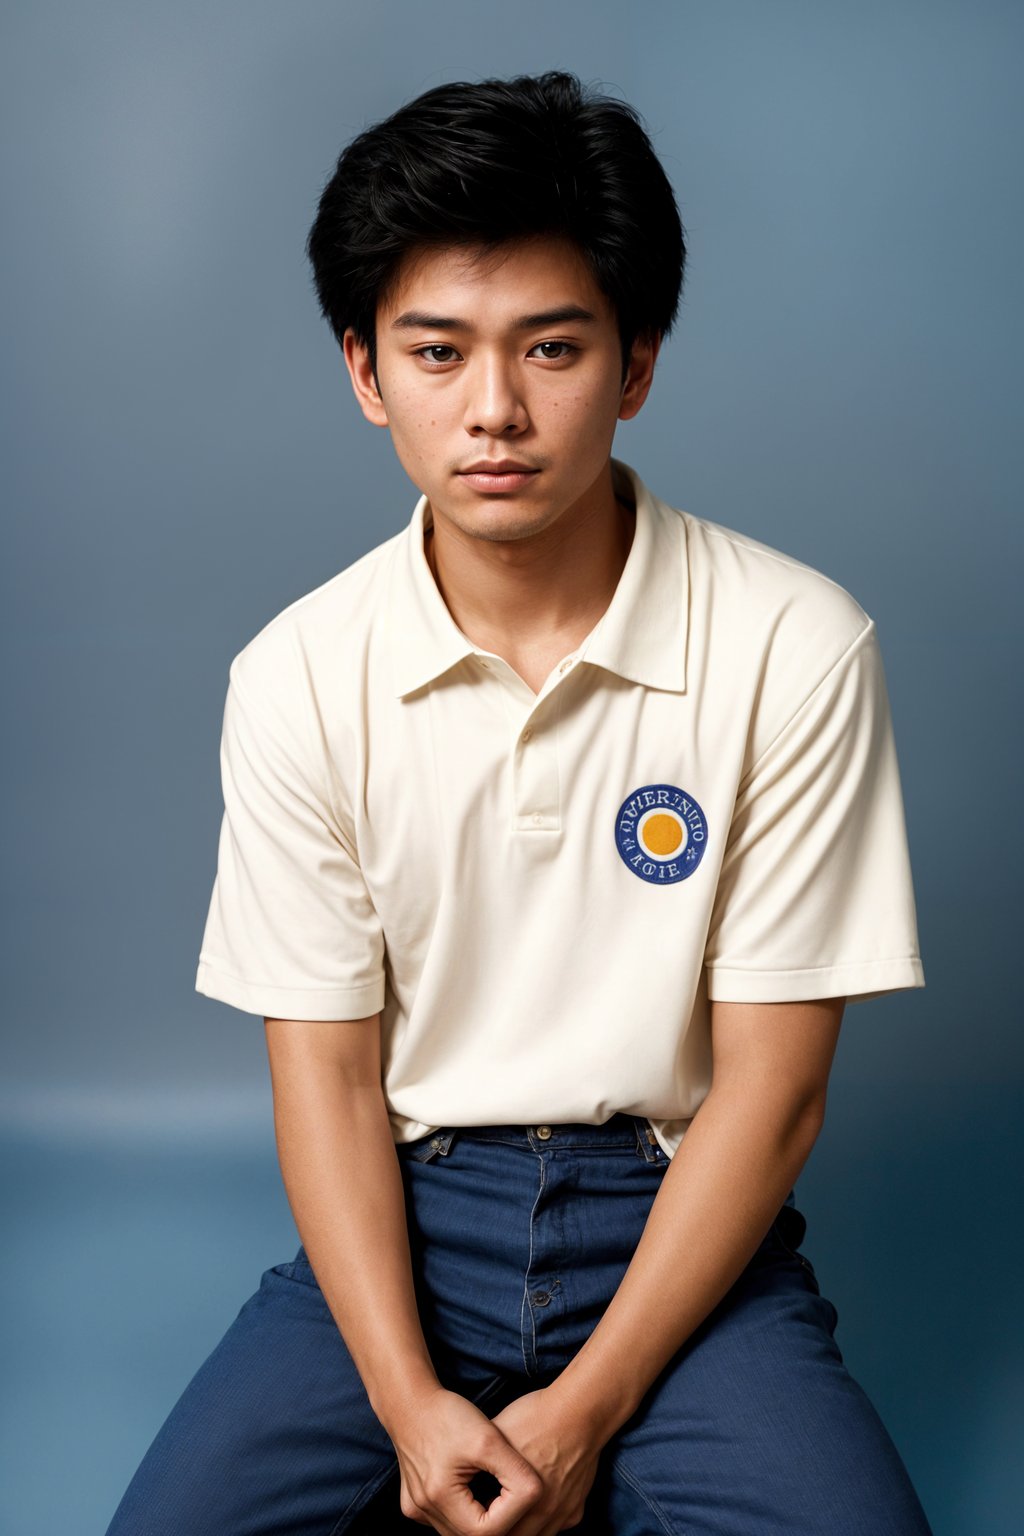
[2,3,1020,1532]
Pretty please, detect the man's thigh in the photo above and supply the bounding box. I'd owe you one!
[104,1249,405,1536]
[593,1227,934,1536]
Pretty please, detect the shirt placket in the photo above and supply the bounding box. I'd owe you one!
[473,652,580,834]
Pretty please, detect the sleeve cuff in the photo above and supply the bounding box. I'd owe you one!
[704,956,925,1004]
[195,962,386,1021]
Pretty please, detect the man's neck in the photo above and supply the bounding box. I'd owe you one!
[423,467,636,667]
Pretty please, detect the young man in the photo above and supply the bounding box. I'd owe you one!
[106,71,933,1535]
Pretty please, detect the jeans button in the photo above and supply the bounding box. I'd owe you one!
[535,1125,552,1140]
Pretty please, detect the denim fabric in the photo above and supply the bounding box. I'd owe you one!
[104,1113,932,1535]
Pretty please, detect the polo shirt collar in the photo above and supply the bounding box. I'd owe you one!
[387,456,689,698]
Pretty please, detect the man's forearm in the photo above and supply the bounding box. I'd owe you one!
[548,1082,825,1441]
[269,1061,439,1434]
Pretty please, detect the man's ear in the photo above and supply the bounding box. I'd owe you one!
[342,327,389,427]
[618,331,662,422]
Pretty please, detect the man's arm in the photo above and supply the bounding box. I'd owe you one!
[495,998,844,1456]
[264,1014,437,1415]
[264,1014,543,1534]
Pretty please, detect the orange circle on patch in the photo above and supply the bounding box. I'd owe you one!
[641,813,684,856]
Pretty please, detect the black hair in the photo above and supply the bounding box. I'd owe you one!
[305,70,686,386]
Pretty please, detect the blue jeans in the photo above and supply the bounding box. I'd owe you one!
[105,1113,933,1534]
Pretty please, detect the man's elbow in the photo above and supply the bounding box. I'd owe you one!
[793,1088,828,1151]
[704,1075,829,1156]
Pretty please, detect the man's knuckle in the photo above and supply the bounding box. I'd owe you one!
[422,1476,446,1506]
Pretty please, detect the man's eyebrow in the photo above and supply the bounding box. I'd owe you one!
[390,305,599,332]
[516,305,598,328]
[390,311,454,331]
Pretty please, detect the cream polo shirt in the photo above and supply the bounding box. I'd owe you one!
[195,457,924,1159]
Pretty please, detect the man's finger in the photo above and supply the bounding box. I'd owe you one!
[432,1435,542,1536]
[474,1451,546,1534]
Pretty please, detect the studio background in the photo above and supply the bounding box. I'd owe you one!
[2,3,1020,1533]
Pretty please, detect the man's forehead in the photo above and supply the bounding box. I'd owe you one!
[379,236,610,323]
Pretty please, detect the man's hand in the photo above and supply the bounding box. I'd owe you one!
[390,1385,544,1535]
[486,1387,605,1536]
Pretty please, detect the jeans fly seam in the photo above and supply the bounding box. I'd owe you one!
[520,1153,546,1376]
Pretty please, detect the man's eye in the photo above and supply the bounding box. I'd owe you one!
[531,341,577,360]
[416,345,459,364]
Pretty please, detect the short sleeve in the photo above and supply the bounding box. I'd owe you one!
[704,620,924,1004]
[194,649,386,1021]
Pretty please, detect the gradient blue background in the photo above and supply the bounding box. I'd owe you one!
[2,3,1021,1532]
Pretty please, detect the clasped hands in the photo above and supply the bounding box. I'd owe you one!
[391,1379,612,1536]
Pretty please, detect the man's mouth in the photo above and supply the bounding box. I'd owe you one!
[457,462,541,492]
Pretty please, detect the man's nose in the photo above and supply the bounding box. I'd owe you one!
[463,357,529,435]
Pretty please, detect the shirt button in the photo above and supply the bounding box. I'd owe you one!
[531,1290,552,1307]
[522,727,533,741]
[558,659,572,673]
[531,812,543,825]
[477,657,490,669]
[535,1125,552,1140]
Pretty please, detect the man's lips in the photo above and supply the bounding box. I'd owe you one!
[457,463,541,491]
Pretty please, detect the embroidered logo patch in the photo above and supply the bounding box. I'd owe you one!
[614,783,708,884]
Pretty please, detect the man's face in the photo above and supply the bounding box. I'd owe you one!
[343,235,658,546]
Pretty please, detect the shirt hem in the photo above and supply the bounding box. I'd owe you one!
[194,962,386,1021]
[704,956,925,1003]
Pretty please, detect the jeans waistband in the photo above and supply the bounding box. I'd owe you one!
[420,1112,664,1158]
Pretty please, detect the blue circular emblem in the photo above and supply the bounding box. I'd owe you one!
[614,783,708,884]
